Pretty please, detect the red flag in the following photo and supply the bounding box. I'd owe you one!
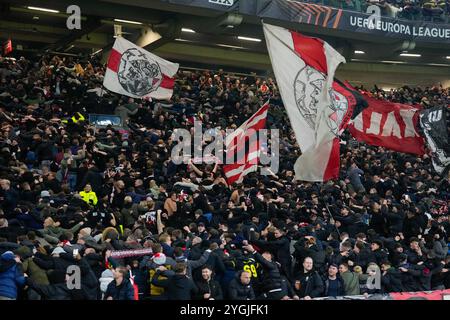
[348,94,425,155]
[3,39,12,55]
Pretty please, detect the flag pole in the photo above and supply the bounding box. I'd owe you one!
[325,203,341,237]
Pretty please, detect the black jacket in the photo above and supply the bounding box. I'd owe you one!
[26,278,85,300]
[252,251,283,292]
[293,269,324,298]
[251,236,292,274]
[195,278,223,300]
[381,268,403,293]
[151,271,198,300]
[228,273,256,300]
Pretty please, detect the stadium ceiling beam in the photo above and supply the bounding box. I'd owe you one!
[142,18,182,51]
[3,0,167,24]
[154,42,271,70]
[0,20,68,36]
[43,16,104,52]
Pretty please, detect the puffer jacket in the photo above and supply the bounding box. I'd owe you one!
[0,252,26,299]
[228,272,256,300]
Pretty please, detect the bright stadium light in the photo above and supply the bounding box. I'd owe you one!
[181,28,196,33]
[399,53,421,57]
[354,50,365,54]
[238,36,261,42]
[27,6,60,13]
[446,56,450,60]
[381,60,406,64]
[114,19,143,25]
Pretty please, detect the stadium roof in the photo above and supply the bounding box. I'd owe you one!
[1,0,449,86]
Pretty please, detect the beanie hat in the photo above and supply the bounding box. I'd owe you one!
[1,251,15,261]
[40,190,51,198]
[152,252,166,265]
[52,247,66,255]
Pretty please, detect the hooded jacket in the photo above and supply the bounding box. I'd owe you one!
[15,246,49,285]
[0,251,26,299]
[99,269,114,296]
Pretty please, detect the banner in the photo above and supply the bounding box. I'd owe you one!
[348,95,425,155]
[314,289,450,300]
[258,0,450,44]
[419,106,450,174]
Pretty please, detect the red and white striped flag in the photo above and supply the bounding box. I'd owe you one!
[103,37,179,100]
[223,101,269,185]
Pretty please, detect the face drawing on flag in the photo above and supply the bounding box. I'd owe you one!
[327,89,348,136]
[294,66,326,129]
[118,48,163,96]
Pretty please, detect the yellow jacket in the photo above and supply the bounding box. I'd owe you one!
[79,190,98,206]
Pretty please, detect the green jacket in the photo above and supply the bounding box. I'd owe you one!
[15,246,49,285]
[40,223,83,244]
[340,271,361,296]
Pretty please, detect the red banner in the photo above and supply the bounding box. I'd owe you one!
[3,39,12,55]
[390,289,450,300]
[348,95,425,155]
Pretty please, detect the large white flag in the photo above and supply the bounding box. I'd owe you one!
[103,37,179,100]
[263,22,346,182]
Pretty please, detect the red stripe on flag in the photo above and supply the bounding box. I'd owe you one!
[223,102,269,184]
[290,31,327,74]
[323,138,340,181]
[107,49,122,73]
[161,74,175,89]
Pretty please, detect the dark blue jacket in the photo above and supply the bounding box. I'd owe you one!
[104,278,135,300]
[0,258,26,299]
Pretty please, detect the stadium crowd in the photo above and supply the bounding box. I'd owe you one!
[0,53,449,300]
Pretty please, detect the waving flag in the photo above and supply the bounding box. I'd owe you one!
[419,106,450,174]
[349,95,425,155]
[103,37,179,100]
[263,22,363,182]
[223,101,270,184]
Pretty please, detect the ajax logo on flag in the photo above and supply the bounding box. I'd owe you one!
[118,48,163,96]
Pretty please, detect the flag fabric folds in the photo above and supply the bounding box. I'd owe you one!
[103,37,179,100]
[223,101,270,185]
[348,94,425,155]
[419,106,450,174]
[263,22,357,182]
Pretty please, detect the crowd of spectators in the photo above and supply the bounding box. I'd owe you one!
[0,53,449,300]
